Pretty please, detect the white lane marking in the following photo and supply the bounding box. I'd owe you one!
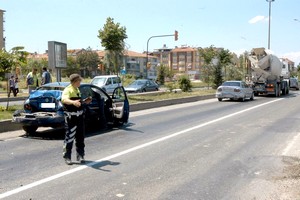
[282,132,300,156]
[0,98,282,199]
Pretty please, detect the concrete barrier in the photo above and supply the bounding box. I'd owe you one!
[0,94,215,133]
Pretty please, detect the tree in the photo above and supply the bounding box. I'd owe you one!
[0,46,28,73]
[26,58,48,76]
[62,56,80,78]
[213,63,223,89]
[76,47,100,78]
[218,48,233,82]
[227,64,243,81]
[198,46,233,88]
[156,64,174,85]
[98,17,127,74]
[0,50,14,73]
[198,46,217,88]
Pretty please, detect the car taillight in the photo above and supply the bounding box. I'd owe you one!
[267,84,274,87]
[24,104,32,111]
[234,88,240,92]
[217,88,222,92]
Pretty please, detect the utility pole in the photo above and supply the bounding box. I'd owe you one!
[266,0,275,49]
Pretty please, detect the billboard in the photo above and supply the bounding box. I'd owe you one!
[48,41,67,68]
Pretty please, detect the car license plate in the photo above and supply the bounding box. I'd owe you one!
[41,103,55,108]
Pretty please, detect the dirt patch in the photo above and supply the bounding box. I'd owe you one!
[271,156,300,199]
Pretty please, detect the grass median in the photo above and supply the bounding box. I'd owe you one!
[0,104,23,121]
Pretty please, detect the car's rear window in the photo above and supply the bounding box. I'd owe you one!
[91,77,106,85]
[222,82,241,87]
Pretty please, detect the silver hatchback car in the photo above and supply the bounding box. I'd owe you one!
[216,81,254,102]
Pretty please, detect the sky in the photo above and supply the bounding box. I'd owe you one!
[1,0,300,64]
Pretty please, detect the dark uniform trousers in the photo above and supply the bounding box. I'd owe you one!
[63,111,85,159]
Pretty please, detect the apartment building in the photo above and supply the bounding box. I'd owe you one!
[281,58,295,72]
[152,44,172,67]
[0,9,5,50]
[153,45,201,80]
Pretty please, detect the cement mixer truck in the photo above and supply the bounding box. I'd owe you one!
[247,47,290,97]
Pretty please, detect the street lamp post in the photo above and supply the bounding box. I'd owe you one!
[266,0,275,50]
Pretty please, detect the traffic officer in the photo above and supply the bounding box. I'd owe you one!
[61,74,91,165]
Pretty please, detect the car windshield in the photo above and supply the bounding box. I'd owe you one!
[91,77,106,85]
[131,80,146,86]
[222,82,241,87]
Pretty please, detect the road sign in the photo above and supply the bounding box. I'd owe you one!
[121,69,126,75]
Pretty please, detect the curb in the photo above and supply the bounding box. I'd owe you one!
[129,94,214,112]
[0,96,27,102]
[0,94,215,133]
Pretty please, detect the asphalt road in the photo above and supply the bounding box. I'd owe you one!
[1,92,300,199]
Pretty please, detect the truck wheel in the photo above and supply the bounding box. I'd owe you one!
[275,85,280,97]
[282,87,287,95]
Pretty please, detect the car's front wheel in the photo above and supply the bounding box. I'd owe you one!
[23,126,38,135]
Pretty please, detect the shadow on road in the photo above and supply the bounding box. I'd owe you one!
[72,160,121,172]
[22,122,138,140]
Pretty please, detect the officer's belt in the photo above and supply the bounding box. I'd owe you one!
[65,110,83,116]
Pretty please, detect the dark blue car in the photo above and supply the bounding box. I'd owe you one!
[12,82,130,134]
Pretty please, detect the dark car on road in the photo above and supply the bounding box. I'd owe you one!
[125,79,159,93]
[12,82,129,134]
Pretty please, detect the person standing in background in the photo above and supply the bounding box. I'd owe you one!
[42,67,52,85]
[14,77,19,96]
[8,75,16,97]
[26,68,39,93]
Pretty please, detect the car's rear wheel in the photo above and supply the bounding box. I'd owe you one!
[218,98,222,102]
[23,126,38,135]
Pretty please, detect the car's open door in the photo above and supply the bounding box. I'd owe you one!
[112,86,129,124]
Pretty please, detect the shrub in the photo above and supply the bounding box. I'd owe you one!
[165,82,177,92]
[178,75,192,92]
